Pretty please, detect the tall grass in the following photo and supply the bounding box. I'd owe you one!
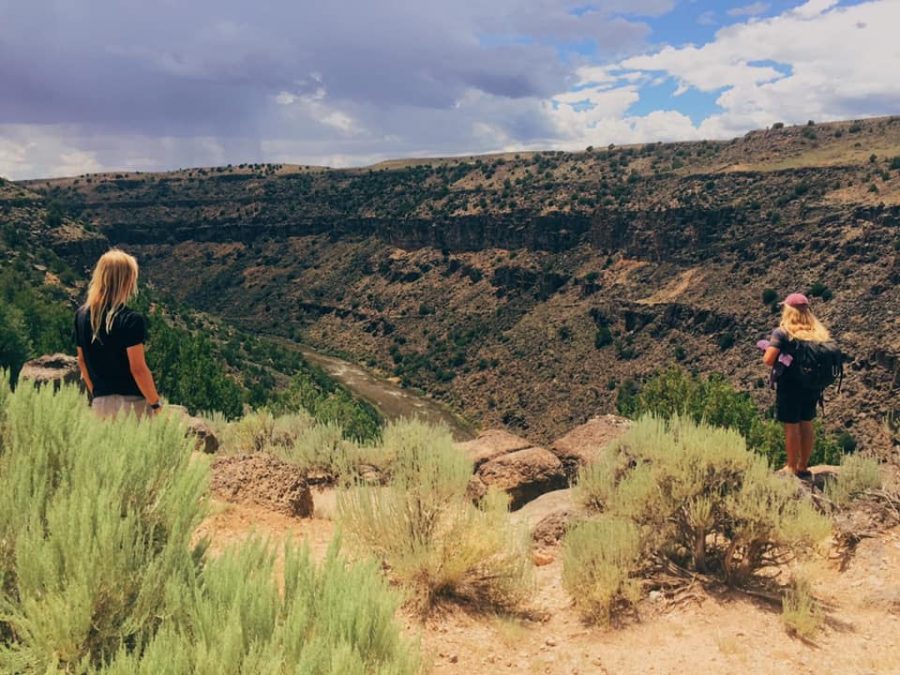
[338,420,532,613]
[0,381,419,672]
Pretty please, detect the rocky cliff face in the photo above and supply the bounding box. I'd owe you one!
[22,117,900,450]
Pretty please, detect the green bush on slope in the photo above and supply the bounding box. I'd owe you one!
[0,381,418,673]
[568,416,830,621]
[617,366,844,466]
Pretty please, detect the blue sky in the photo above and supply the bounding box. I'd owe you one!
[0,0,898,178]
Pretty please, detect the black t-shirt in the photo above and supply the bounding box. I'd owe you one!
[74,306,147,397]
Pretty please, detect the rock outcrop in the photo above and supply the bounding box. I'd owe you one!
[550,415,632,479]
[457,429,533,468]
[210,453,314,517]
[512,488,579,548]
[18,354,83,391]
[167,404,220,453]
[468,446,567,510]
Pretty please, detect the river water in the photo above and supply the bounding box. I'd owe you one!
[294,345,476,441]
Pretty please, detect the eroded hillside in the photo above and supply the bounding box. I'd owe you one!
[23,117,900,450]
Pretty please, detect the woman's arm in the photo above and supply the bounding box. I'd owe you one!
[763,346,780,368]
[76,347,93,394]
[126,344,161,410]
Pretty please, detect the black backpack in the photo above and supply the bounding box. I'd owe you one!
[787,340,844,392]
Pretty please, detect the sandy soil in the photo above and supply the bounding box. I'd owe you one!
[195,488,900,675]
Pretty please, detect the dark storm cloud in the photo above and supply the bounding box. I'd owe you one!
[0,0,670,134]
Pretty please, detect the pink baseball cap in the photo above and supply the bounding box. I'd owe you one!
[783,293,809,308]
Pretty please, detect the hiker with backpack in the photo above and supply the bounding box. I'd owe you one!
[75,249,163,419]
[760,293,842,479]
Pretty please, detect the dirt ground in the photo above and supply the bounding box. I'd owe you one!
[195,488,900,675]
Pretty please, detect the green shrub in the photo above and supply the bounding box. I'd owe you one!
[96,539,420,675]
[574,417,831,589]
[837,430,857,453]
[826,454,882,507]
[562,518,642,624]
[338,420,532,613]
[617,366,842,467]
[271,368,382,442]
[761,288,778,304]
[0,382,207,672]
[0,382,418,672]
[594,325,613,349]
[807,282,830,299]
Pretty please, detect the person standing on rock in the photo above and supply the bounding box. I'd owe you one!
[74,249,162,419]
[761,293,841,479]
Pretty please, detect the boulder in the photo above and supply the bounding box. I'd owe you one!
[210,453,314,517]
[18,353,83,391]
[550,414,632,478]
[473,446,567,510]
[167,404,220,454]
[184,415,219,454]
[512,489,579,547]
[456,429,533,468]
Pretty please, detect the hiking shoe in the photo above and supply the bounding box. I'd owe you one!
[796,470,813,480]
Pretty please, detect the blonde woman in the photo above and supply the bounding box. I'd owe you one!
[74,249,162,419]
[762,293,838,479]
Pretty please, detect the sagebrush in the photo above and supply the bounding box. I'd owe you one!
[0,381,418,673]
[213,410,389,483]
[338,419,532,613]
[562,517,642,624]
[570,416,830,620]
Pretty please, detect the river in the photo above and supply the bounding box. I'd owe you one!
[294,345,477,441]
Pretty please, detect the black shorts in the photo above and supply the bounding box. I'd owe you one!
[775,383,819,423]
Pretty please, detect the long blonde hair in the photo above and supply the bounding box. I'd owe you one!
[84,249,139,341]
[780,303,830,342]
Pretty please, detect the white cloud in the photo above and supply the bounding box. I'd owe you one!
[2,1,899,178]
[727,2,770,18]
[543,0,900,149]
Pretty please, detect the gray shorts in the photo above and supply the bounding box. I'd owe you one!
[91,394,151,420]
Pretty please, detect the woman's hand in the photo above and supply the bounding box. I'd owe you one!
[763,346,780,368]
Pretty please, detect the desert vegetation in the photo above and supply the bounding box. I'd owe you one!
[0,381,418,673]
[337,420,533,614]
[617,366,846,467]
[569,416,832,623]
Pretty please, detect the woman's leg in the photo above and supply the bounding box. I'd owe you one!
[798,421,814,471]
[784,423,801,473]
